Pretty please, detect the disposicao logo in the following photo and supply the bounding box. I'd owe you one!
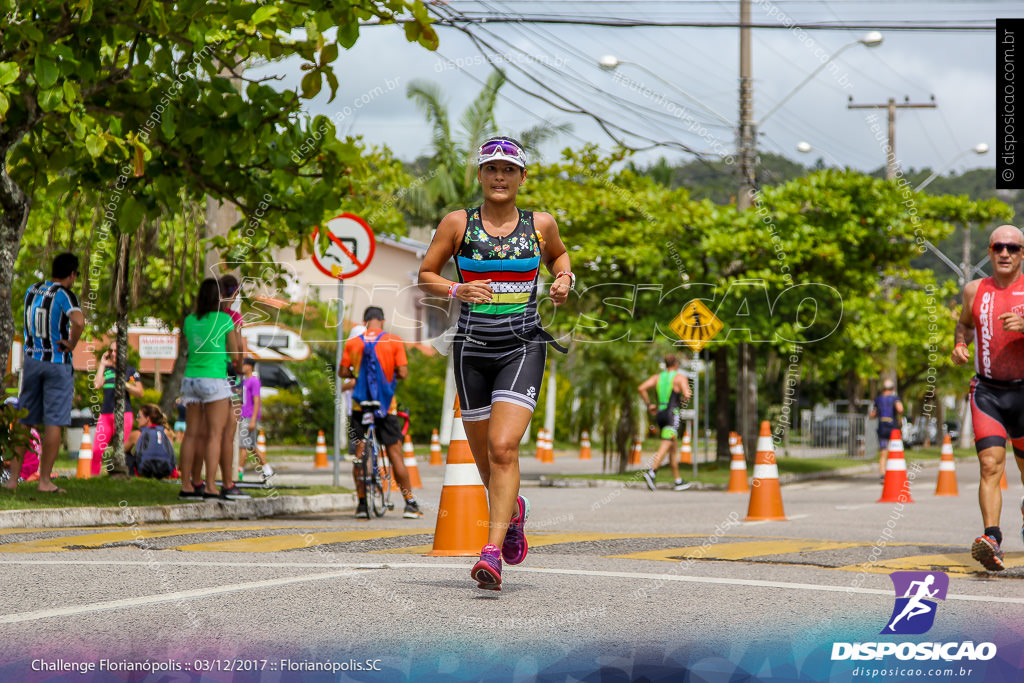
[831,571,997,662]
[882,570,947,635]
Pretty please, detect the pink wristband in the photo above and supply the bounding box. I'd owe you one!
[448,282,460,298]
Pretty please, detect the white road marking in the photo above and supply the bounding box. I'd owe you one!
[0,558,1021,622]
[0,568,363,625]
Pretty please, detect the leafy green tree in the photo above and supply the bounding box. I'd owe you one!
[1,0,437,473]
[0,0,437,378]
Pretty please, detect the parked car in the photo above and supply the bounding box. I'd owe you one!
[811,415,865,448]
[253,361,307,399]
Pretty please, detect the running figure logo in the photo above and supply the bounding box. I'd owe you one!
[881,571,948,635]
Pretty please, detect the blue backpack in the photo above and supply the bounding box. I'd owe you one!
[352,334,396,419]
[136,425,175,479]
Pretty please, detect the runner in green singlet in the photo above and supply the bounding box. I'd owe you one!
[637,355,693,491]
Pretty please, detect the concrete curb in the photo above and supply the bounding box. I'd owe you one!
[0,493,358,529]
[537,460,943,490]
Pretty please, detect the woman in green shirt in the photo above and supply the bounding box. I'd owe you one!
[179,278,243,500]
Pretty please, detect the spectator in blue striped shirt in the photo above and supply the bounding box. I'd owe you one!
[5,253,86,494]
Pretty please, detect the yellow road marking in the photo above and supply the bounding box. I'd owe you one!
[835,552,1024,576]
[175,529,432,553]
[609,540,869,562]
[373,532,711,556]
[0,526,275,554]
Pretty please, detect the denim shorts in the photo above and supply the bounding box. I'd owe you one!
[181,377,233,404]
[19,355,74,426]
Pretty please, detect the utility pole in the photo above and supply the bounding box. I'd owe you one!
[737,0,756,210]
[847,96,936,179]
[847,96,936,387]
[735,0,757,459]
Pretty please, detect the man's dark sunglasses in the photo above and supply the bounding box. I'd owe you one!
[990,242,1023,255]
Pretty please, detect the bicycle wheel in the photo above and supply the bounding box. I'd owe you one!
[379,439,394,512]
[367,432,388,518]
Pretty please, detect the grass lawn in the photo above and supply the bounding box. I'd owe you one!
[0,477,349,511]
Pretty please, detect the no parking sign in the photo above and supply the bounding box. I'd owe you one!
[311,213,376,280]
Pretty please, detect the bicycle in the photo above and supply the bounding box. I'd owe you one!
[358,400,394,517]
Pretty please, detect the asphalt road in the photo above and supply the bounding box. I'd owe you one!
[1,457,1022,682]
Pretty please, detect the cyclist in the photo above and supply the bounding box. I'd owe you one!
[418,135,574,590]
[339,306,422,519]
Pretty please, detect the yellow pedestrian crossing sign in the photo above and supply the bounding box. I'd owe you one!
[669,299,723,352]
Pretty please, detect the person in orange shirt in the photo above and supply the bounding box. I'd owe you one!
[339,306,421,519]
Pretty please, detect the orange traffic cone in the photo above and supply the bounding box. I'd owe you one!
[403,433,422,489]
[877,429,914,503]
[257,429,267,462]
[679,427,693,465]
[542,429,554,463]
[934,435,958,496]
[429,429,443,466]
[579,430,592,460]
[535,428,546,460]
[630,435,643,465]
[744,421,786,521]
[314,430,328,469]
[727,432,749,493]
[1001,470,1008,490]
[428,397,489,556]
[76,425,93,479]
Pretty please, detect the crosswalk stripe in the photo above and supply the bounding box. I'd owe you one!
[0,526,276,553]
[610,539,868,562]
[835,552,1024,576]
[173,529,433,553]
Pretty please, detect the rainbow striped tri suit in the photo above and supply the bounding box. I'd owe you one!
[452,207,561,422]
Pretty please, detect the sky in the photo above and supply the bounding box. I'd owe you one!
[254,1,1017,180]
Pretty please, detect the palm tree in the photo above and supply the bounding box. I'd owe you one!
[404,70,571,225]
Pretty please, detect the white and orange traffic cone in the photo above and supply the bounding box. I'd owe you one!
[427,397,489,557]
[76,425,93,479]
[727,432,749,494]
[1001,470,1008,490]
[314,430,328,469]
[535,428,546,460]
[579,430,592,461]
[934,434,958,496]
[630,435,643,465]
[679,427,693,465]
[429,429,443,466]
[403,433,423,490]
[877,429,913,503]
[542,429,554,463]
[257,429,267,462]
[744,421,787,521]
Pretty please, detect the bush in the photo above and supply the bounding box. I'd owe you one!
[397,350,447,444]
[261,390,311,445]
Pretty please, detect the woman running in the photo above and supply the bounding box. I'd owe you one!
[418,136,574,590]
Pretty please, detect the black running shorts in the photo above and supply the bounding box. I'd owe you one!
[453,339,547,422]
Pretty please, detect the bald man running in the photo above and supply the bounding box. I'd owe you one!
[952,224,1024,571]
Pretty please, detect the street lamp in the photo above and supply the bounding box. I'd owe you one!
[915,143,990,192]
[758,31,883,125]
[597,54,733,126]
[796,141,845,168]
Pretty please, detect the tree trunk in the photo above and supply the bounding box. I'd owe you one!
[615,393,633,475]
[0,165,31,376]
[714,346,731,461]
[107,232,132,478]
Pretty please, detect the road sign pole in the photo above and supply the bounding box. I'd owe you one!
[333,279,344,488]
[692,350,699,480]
